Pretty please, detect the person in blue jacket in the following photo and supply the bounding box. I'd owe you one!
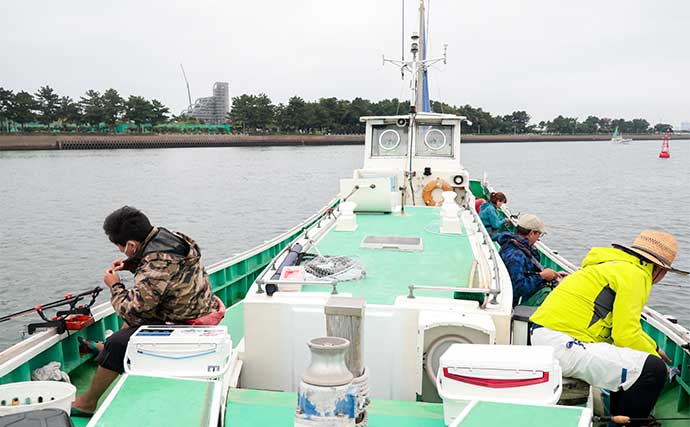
[479,192,509,239]
[496,213,562,307]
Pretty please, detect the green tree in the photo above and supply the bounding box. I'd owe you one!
[56,96,82,124]
[0,87,13,123]
[150,99,170,124]
[503,111,531,134]
[34,86,61,124]
[578,116,600,134]
[631,118,650,133]
[101,88,125,128]
[546,115,578,134]
[653,123,673,133]
[229,93,274,132]
[278,96,309,132]
[79,90,105,125]
[124,95,154,125]
[9,91,39,125]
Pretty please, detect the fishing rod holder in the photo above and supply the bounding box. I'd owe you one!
[407,284,499,304]
[23,287,103,335]
[256,279,339,296]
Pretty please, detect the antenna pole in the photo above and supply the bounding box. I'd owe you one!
[180,64,192,107]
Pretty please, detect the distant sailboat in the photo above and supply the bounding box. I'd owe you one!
[611,127,633,144]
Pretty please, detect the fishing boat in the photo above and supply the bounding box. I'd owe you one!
[1,2,688,427]
[611,127,633,144]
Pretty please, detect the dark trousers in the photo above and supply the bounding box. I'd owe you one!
[610,355,667,426]
[94,327,139,374]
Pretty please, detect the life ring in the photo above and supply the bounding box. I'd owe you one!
[422,178,452,206]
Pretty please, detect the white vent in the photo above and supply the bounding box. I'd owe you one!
[360,235,423,251]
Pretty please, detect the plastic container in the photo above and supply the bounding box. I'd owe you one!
[124,325,232,380]
[436,344,562,425]
[0,381,76,416]
[279,266,305,291]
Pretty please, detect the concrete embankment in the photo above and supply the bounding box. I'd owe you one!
[0,133,686,151]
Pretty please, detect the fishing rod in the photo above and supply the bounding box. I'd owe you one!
[594,415,690,424]
[0,287,103,334]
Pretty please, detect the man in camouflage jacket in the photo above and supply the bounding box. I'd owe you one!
[110,226,218,326]
[72,206,219,417]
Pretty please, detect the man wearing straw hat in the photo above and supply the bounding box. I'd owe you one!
[530,230,687,425]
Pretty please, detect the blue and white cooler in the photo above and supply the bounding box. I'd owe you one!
[124,325,233,383]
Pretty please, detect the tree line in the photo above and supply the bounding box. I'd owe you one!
[0,86,171,130]
[0,86,675,134]
[229,95,674,135]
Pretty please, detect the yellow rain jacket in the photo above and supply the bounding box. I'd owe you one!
[530,248,658,356]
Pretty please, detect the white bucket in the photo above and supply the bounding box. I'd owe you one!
[0,381,76,416]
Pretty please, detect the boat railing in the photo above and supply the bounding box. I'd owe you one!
[255,279,339,295]
[406,284,499,299]
[467,206,502,304]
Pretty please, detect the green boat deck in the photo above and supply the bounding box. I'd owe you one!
[88,375,221,427]
[226,388,445,426]
[305,207,476,304]
[454,400,588,427]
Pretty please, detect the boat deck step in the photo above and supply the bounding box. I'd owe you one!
[226,388,445,426]
[450,400,591,427]
[86,374,222,427]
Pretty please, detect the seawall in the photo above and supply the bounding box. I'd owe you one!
[0,133,686,151]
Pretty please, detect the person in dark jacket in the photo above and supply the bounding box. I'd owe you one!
[496,213,562,307]
[71,206,220,417]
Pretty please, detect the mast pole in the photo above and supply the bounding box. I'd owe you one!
[416,0,425,111]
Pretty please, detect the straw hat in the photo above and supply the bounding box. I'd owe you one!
[613,230,688,275]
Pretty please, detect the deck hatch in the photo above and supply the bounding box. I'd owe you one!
[360,235,423,251]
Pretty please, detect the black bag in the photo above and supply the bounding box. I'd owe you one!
[0,408,73,427]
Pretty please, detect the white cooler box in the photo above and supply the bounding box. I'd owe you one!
[124,325,232,380]
[436,344,562,425]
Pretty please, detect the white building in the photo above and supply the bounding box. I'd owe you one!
[181,82,230,125]
[680,122,690,132]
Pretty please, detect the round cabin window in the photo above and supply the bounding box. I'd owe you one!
[378,129,401,151]
[424,128,447,150]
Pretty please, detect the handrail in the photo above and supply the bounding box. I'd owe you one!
[255,279,339,295]
[467,206,502,304]
[407,284,499,299]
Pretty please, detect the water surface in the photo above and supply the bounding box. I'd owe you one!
[1,139,688,350]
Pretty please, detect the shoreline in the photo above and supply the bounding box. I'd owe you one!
[0,133,686,151]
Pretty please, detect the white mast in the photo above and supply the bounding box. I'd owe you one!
[416,0,426,110]
[383,0,447,113]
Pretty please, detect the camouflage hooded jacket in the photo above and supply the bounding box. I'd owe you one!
[111,227,218,326]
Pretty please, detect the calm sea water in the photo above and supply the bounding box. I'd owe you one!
[1,140,688,350]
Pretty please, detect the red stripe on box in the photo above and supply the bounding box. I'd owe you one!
[443,368,549,388]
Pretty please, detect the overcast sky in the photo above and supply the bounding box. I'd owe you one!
[2,1,688,126]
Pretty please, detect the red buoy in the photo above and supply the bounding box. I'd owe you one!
[659,133,670,158]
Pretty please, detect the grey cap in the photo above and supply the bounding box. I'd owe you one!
[517,214,545,233]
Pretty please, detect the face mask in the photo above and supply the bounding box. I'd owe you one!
[122,242,131,258]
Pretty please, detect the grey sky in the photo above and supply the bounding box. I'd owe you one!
[2,0,688,126]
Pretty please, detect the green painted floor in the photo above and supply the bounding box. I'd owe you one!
[307,207,476,304]
[90,375,218,426]
[226,388,445,426]
[456,400,585,427]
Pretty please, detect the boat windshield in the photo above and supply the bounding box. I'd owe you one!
[371,125,409,157]
[415,124,453,157]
